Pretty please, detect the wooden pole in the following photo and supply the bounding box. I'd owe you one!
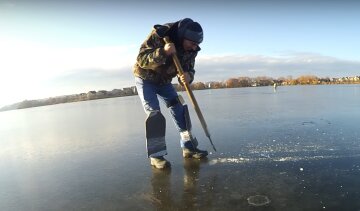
[164,37,216,151]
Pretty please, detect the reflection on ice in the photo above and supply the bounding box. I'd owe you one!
[141,158,211,210]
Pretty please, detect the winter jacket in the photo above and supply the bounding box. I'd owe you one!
[133,21,200,85]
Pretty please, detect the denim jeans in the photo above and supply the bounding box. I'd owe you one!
[135,77,187,132]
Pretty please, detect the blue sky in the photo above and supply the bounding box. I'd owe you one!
[1,0,359,107]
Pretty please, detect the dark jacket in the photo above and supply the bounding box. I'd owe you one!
[133,21,200,85]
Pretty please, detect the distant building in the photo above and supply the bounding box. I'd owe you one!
[131,86,138,95]
[87,91,97,99]
[111,89,125,97]
[206,82,219,89]
[123,87,133,96]
[96,90,108,98]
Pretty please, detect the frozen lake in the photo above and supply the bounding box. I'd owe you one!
[1,84,359,210]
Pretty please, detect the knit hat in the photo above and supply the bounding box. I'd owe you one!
[177,18,203,44]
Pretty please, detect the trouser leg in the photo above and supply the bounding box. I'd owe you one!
[178,106,198,150]
[135,77,167,157]
[145,111,167,157]
[157,83,187,131]
[157,84,198,150]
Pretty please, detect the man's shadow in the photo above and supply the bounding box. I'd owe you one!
[150,158,209,210]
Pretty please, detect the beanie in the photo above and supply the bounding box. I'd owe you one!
[177,18,203,44]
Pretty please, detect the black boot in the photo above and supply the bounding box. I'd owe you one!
[182,147,208,159]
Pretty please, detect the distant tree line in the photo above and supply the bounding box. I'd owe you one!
[0,88,137,111]
[179,75,360,90]
[1,75,359,112]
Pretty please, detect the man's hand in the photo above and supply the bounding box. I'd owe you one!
[179,72,191,86]
[164,43,176,56]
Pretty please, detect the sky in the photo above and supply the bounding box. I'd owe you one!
[1,0,360,107]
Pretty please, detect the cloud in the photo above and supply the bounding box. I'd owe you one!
[43,67,134,94]
[1,43,359,107]
[0,38,137,80]
[0,38,137,106]
[36,51,359,98]
[195,52,360,82]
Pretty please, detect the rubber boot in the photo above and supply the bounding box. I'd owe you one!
[183,147,208,159]
[150,156,171,169]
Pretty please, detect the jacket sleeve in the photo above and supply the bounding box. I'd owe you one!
[184,51,197,84]
[188,56,196,84]
[136,30,168,71]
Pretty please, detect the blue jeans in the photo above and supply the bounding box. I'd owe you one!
[135,76,187,136]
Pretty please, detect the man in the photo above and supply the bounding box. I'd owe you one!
[133,18,208,169]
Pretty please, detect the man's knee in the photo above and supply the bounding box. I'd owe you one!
[166,95,192,131]
[165,96,181,108]
[147,110,161,117]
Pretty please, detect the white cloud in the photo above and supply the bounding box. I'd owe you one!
[1,39,359,108]
[0,38,136,78]
[0,37,137,107]
[195,53,360,82]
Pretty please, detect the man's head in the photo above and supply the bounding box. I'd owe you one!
[177,18,203,51]
[182,39,200,52]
